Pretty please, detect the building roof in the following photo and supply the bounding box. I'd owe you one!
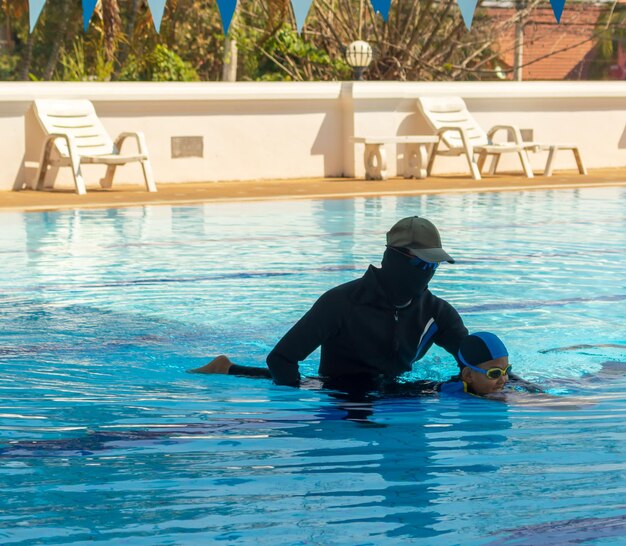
[485,4,609,80]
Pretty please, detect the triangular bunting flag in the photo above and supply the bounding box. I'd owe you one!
[82,0,98,32]
[291,0,314,33]
[216,0,238,35]
[456,0,478,30]
[549,0,566,23]
[29,0,47,33]
[147,0,168,32]
[370,0,392,22]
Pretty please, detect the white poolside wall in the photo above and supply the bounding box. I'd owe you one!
[0,81,625,191]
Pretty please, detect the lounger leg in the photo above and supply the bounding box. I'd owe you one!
[426,141,439,176]
[132,132,157,191]
[100,165,117,189]
[141,159,158,192]
[364,143,387,180]
[68,150,87,195]
[572,147,587,175]
[466,153,481,181]
[477,151,488,174]
[518,150,534,178]
[35,140,55,191]
[544,146,557,177]
[469,161,481,180]
[489,154,501,175]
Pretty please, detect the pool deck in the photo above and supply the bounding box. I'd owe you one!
[2,168,626,212]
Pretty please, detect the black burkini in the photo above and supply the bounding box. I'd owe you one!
[231,250,468,386]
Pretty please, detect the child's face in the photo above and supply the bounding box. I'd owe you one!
[462,356,510,395]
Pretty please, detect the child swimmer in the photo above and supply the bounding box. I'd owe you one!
[442,331,512,397]
[449,332,595,409]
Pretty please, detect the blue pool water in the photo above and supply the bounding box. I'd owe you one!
[1,187,626,545]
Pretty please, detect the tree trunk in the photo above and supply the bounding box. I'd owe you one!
[102,0,122,63]
[114,0,141,78]
[0,16,13,53]
[42,0,71,80]
[18,32,34,80]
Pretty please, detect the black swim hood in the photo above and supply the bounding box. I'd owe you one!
[379,247,436,306]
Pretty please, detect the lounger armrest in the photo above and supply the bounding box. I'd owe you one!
[487,125,524,145]
[436,126,475,154]
[43,133,81,160]
[35,133,82,191]
[114,131,149,155]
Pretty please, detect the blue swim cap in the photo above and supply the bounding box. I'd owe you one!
[458,332,508,368]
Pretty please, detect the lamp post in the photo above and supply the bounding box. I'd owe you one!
[345,40,373,81]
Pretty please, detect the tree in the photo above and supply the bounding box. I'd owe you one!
[593,1,626,78]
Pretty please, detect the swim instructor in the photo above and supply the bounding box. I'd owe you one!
[192,216,468,386]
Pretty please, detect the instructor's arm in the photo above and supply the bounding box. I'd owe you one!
[267,291,341,386]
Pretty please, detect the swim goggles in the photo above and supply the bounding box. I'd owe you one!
[389,246,440,270]
[464,362,512,380]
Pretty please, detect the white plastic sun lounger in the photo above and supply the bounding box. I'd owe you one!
[32,99,157,195]
[417,96,534,180]
[417,96,586,180]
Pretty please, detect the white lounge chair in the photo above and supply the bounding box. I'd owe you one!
[417,96,536,180]
[32,99,157,195]
[417,96,587,180]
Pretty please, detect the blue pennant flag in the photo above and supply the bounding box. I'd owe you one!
[456,0,478,30]
[29,0,46,32]
[549,0,566,23]
[147,0,168,32]
[82,0,98,31]
[291,0,314,33]
[370,0,392,22]
[216,0,238,35]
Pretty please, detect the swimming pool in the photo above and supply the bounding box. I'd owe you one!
[1,187,625,545]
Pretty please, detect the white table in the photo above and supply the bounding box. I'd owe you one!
[351,136,439,180]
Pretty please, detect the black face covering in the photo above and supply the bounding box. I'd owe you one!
[379,247,436,307]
